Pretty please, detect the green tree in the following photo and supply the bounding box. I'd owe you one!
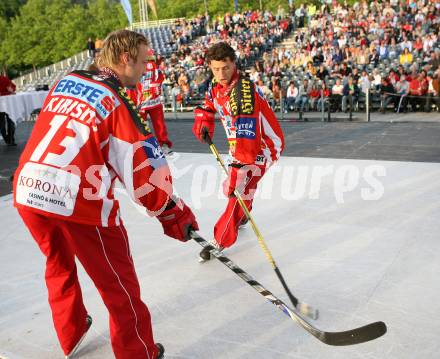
[0,0,26,19]
[86,0,128,38]
[0,17,9,70]
[2,0,90,69]
[1,0,129,72]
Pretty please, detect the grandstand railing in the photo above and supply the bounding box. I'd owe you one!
[130,18,185,30]
[13,50,89,91]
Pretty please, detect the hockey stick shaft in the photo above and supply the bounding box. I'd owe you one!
[190,230,387,346]
[201,128,309,314]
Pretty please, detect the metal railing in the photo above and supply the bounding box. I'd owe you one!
[130,18,185,30]
[13,50,89,91]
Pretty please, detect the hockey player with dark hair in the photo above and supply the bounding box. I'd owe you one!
[192,42,284,261]
[13,30,198,359]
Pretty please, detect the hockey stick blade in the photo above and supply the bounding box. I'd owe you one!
[320,321,387,346]
[190,231,387,346]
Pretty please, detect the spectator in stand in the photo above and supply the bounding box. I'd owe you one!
[308,83,320,110]
[340,62,352,78]
[428,51,440,72]
[369,47,380,67]
[316,63,329,80]
[269,77,283,110]
[0,72,16,96]
[372,68,382,91]
[400,47,413,66]
[351,67,361,83]
[388,69,400,87]
[178,71,191,105]
[317,82,331,111]
[193,68,208,97]
[313,50,324,66]
[331,78,344,111]
[171,82,183,112]
[257,79,273,100]
[413,36,424,54]
[379,77,396,113]
[295,78,311,112]
[400,33,413,53]
[378,40,389,60]
[0,72,16,146]
[388,37,401,59]
[295,4,306,28]
[305,61,317,79]
[395,74,410,112]
[285,81,298,112]
[342,76,360,113]
[332,46,344,64]
[307,3,317,25]
[86,38,95,58]
[408,72,427,111]
[343,45,354,64]
[249,66,260,83]
[358,69,371,95]
[425,70,440,112]
[356,45,370,67]
[276,5,286,21]
[331,63,343,79]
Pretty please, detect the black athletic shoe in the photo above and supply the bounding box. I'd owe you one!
[239,218,249,229]
[199,246,213,262]
[65,315,92,358]
[156,343,165,358]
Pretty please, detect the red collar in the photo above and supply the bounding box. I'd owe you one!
[217,70,240,97]
[99,67,122,86]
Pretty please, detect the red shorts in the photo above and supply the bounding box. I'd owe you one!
[18,208,159,359]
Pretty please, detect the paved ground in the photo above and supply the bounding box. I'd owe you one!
[2,111,440,358]
[1,154,440,359]
[2,113,440,196]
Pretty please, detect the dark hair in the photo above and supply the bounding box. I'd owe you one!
[206,42,236,63]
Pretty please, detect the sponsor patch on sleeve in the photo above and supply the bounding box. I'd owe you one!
[235,117,257,140]
[142,136,167,169]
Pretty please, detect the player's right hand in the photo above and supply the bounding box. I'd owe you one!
[157,198,199,242]
[193,106,215,143]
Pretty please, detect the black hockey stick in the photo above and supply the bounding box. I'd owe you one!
[201,128,318,320]
[190,230,387,346]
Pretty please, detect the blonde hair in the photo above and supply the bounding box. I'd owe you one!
[97,30,148,68]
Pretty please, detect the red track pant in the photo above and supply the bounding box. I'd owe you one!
[214,166,266,248]
[141,105,172,148]
[18,209,158,359]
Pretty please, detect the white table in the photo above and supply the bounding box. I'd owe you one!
[0,91,49,124]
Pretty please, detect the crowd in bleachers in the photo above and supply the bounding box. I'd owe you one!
[153,11,292,111]
[156,1,440,114]
[270,0,440,114]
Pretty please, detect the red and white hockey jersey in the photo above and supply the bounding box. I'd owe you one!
[127,61,164,110]
[203,74,284,166]
[13,70,172,227]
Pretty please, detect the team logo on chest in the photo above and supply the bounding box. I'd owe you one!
[235,117,257,139]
